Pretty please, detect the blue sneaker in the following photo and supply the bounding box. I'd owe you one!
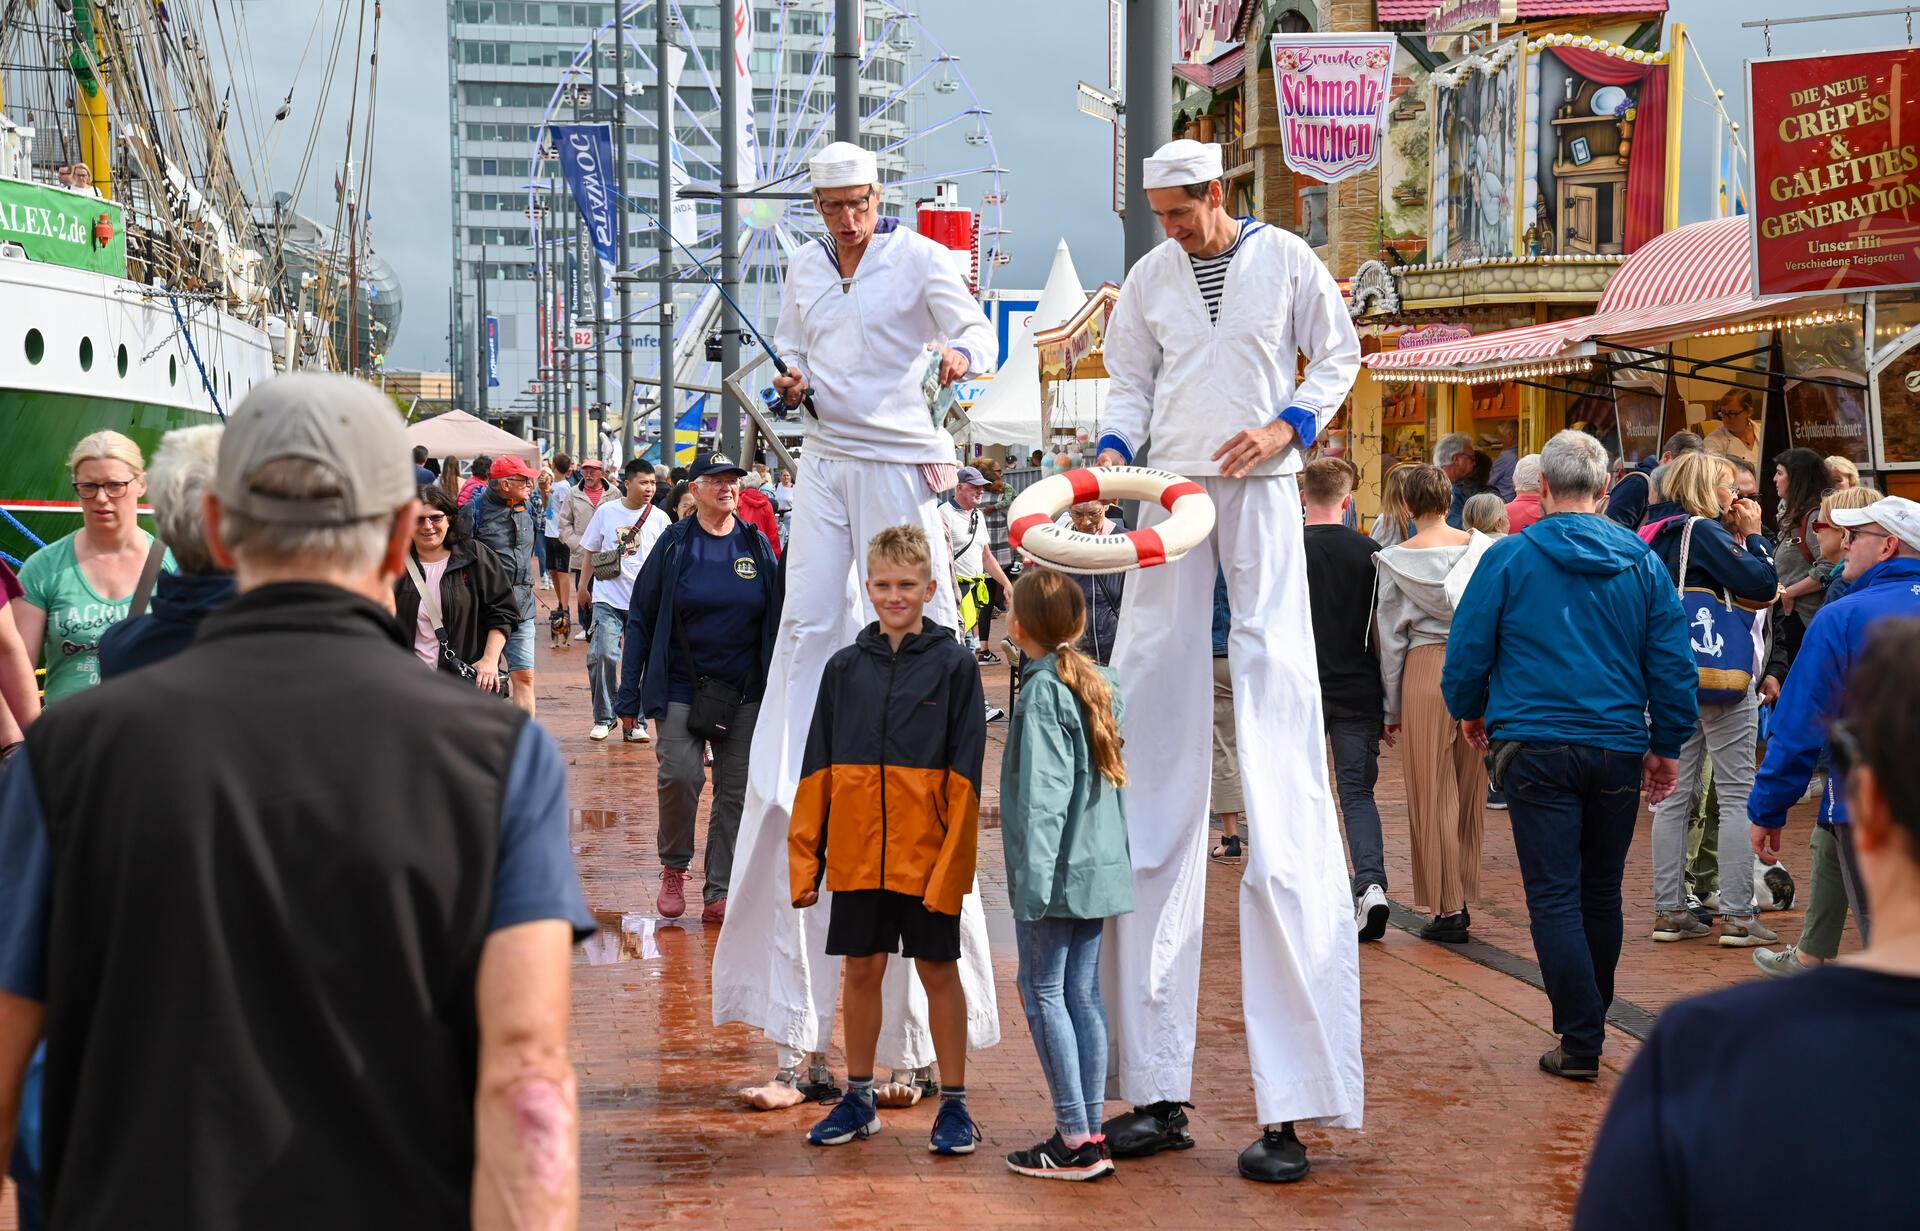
[929,1098,980,1155]
[806,1091,880,1146]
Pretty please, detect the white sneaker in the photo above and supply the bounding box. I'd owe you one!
[589,723,612,742]
[541,576,554,590]
[984,705,1006,722]
[623,723,649,744]
[1355,884,1389,942]
[573,628,591,641]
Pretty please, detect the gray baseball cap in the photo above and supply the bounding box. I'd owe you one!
[955,465,990,487]
[215,374,417,526]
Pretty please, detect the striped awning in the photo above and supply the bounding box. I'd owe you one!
[1365,218,1804,377]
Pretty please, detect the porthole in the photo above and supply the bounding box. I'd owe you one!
[117,344,128,377]
[79,336,94,372]
[24,329,43,364]
[168,355,178,386]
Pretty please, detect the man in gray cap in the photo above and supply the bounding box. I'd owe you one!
[939,465,1013,680]
[0,375,593,1227]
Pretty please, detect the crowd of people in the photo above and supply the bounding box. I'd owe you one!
[2,132,1919,1228]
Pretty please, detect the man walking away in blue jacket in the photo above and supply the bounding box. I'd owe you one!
[1443,430,1696,1082]
[1749,496,1920,943]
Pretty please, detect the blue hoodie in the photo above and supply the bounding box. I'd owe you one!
[1749,557,1920,829]
[1442,513,1698,757]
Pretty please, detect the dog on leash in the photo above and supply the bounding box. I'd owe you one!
[549,607,570,649]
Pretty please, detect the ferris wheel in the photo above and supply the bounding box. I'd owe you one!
[528,0,1008,408]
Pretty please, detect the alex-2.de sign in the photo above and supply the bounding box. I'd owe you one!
[1748,45,1920,295]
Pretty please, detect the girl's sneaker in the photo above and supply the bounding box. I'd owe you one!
[929,1098,980,1155]
[1007,1132,1114,1181]
[806,1091,880,1146]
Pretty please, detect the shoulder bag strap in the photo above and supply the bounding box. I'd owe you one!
[404,554,448,638]
[127,535,168,619]
[1675,516,1696,599]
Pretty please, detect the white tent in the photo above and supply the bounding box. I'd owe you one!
[964,240,1103,447]
[405,409,540,465]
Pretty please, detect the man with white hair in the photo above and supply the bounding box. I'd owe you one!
[97,425,236,676]
[711,140,1001,1109]
[1432,432,1476,529]
[1092,137,1363,1182]
[1443,429,1695,1082]
[1504,454,1545,532]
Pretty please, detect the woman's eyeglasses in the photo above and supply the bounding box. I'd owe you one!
[417,513,448,528]
[73,480,133,498]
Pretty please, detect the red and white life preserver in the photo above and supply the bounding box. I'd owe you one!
[1007,466,1215,575]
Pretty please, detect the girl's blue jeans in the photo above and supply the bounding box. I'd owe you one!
[1013,916,1108,1137]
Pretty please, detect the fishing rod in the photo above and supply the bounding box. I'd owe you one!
[599,179,817,420]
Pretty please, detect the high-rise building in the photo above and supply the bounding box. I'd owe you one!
[446,1,916,435]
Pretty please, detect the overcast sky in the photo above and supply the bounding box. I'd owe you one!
[227,0,1900,371]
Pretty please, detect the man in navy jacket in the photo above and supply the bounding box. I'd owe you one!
[1443,430,1696,1081]
[1749,496,1920,941]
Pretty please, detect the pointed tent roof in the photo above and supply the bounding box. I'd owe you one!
[964,240,1096,447]
[404,409,541,464]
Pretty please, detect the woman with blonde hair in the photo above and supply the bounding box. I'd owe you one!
[1825,455,1860,491]
[11,431,174,705]
[1641,450,1780,946]
[1374,463,1495,942]
[1000,568,1133,1180]
[1369,462,1415,548]
[1461,492,1509,538]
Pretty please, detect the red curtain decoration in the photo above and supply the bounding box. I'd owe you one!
[1551,47,1667,253]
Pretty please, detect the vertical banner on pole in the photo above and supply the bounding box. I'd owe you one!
[485,316,501,388]
[730,1,758,200]
[664,45,700,245]
[549,122,620,309]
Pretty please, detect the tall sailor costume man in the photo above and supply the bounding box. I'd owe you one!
[710,142,1001,1105]
[1095,139,1365,1182]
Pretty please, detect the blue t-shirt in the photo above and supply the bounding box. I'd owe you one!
[1576,966,1920,1229]
[669,520,769,704]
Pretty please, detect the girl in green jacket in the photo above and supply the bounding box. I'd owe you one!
[1000,568,1134,1182]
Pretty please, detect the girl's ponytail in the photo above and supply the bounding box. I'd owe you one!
[1010,570,1128,788]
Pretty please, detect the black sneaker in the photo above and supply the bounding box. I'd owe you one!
[1486,786,1508,811]
[1101,1100,1195,1158]
[1237,1122,1310,1184]
[1006,1132,1114,1181]
[1539,1044,1599,1082]
[1209,834,1243,864]
[977,649,1004,665]
[1418,912,1470,944]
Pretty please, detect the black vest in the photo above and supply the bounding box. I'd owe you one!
[26,583,526,1228]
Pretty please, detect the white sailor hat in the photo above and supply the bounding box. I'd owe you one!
[1142,139,1223,190]
[809,141,878,189]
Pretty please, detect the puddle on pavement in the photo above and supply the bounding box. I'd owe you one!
[571,808,633,832]
[582,912,664,965]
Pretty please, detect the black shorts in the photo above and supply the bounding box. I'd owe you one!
[546,537,570,570]
[826,889,961,961]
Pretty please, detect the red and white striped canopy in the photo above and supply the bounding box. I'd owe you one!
[1367,217,1777,374]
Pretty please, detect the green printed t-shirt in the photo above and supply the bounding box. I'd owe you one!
[16,531,174,705]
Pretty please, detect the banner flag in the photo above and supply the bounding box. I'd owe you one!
[549,121,619,308]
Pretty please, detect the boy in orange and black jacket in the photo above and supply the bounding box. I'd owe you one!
[789,524,986,1156]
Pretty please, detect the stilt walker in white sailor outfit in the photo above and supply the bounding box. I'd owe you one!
[1094,139,1365,1182]
[710,142,1001,1108]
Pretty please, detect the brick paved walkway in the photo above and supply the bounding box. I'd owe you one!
[0,612,1840,1230]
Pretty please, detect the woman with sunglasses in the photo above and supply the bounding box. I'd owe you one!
[391,485,518,694]
[11,431,175,707]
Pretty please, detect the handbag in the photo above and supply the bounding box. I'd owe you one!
[590,504,653,581]
[674,611,745,740]
[406,555,490,688]
[1675,517,1761,706]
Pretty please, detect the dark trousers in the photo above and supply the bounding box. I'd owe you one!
[1326,713,1387,894]
[1503,743,1643,1058]
[1821,820,1872,944]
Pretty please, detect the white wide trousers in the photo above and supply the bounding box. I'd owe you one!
[1103,475,1364,1128]
[710,456,1001,1068]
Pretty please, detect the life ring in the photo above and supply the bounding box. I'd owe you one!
[1007,466,1214,575]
